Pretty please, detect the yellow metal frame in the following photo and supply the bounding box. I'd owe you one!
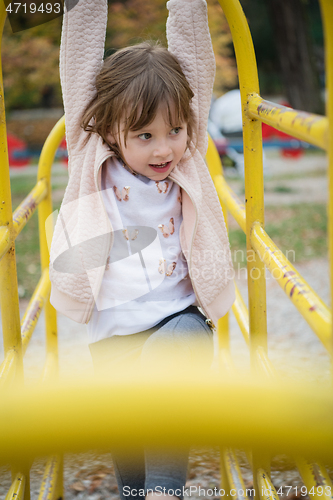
[0,0,333,498]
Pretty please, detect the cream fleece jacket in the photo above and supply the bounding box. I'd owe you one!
[49,0,236,325]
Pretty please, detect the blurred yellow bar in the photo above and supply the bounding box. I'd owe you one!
[247,94,328,150]
[0,375,332,462]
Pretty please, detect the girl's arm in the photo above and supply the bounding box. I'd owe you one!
[166,0,215,158]
[60,0,108,160]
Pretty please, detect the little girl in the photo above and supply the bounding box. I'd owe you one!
[50,0,235,498]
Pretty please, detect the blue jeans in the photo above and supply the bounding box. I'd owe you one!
[89,305,214,500]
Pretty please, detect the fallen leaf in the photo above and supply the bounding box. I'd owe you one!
[89,479,103,494]
[70,481,86,492]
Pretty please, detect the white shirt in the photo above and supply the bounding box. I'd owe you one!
[87,157,195,343]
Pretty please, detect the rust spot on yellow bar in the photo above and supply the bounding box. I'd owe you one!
[40,457,58,500]
[21,298,43,342]
[13,193,37,226]
[284,271,296,278]
[256,101,323,130]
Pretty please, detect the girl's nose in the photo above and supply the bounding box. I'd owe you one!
[153,140,172,158]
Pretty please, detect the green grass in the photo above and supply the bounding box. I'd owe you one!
[229,204,327,267]
[271,185,295,193]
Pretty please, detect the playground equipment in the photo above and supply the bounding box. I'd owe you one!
[0,0,332,499]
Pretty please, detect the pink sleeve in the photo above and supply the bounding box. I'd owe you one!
[59,0,108,160]
[166,0,216,158]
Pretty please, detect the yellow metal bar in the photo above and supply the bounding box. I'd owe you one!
[0,226,10,262]
[37,456,61,500]
[0,350,16,385]
[250,221,331,354]
[231,288,276,378]
[206,136,231,359]
[12,179,48,240]
[206,134,223,179]
[0,0,23,382]
[5,473,26,500]
[221,448,249,499]
[255,347,276,379]
[247,95,328,150]
[37,116,65,375]
[21,269,51,356]
[0,375,332,462]
[37,115,65,180]
[257,469,279,500]
[232,284,250,346]
[319,0,333,357]
[218,0,267,363]
[218,349,237,374]
[41,353,59,382]
[35,116,65,496]
[296,458,333,500]
[214,175,246,232]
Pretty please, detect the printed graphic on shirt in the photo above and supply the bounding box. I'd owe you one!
[158,218,175,238]
[155,181,169,194]
[158,259,177,277]
[122,228,139,241]
[113,185,130,201]
[92,227,165,309]
[47,182,192,311]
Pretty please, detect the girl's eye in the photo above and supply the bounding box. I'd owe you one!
[138,133,151,140]
[170,127,181,135]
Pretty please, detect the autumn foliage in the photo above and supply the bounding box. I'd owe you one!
[1,0,237,111]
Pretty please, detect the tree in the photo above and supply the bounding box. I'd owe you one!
[1,16,62,110]
[1,0,237,111]
[266,0,323,114]
[240,0,324,114]
[107,0,237,96]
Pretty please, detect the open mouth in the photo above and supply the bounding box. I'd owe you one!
[149,161,172,172]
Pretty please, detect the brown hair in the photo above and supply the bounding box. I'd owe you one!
[81,41,196,161]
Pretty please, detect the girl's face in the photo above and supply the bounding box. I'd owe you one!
[112,104,188,180]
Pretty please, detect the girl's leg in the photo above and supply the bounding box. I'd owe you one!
[89,331,152,500]
[140,309,214,500]
[112,447,146,500]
